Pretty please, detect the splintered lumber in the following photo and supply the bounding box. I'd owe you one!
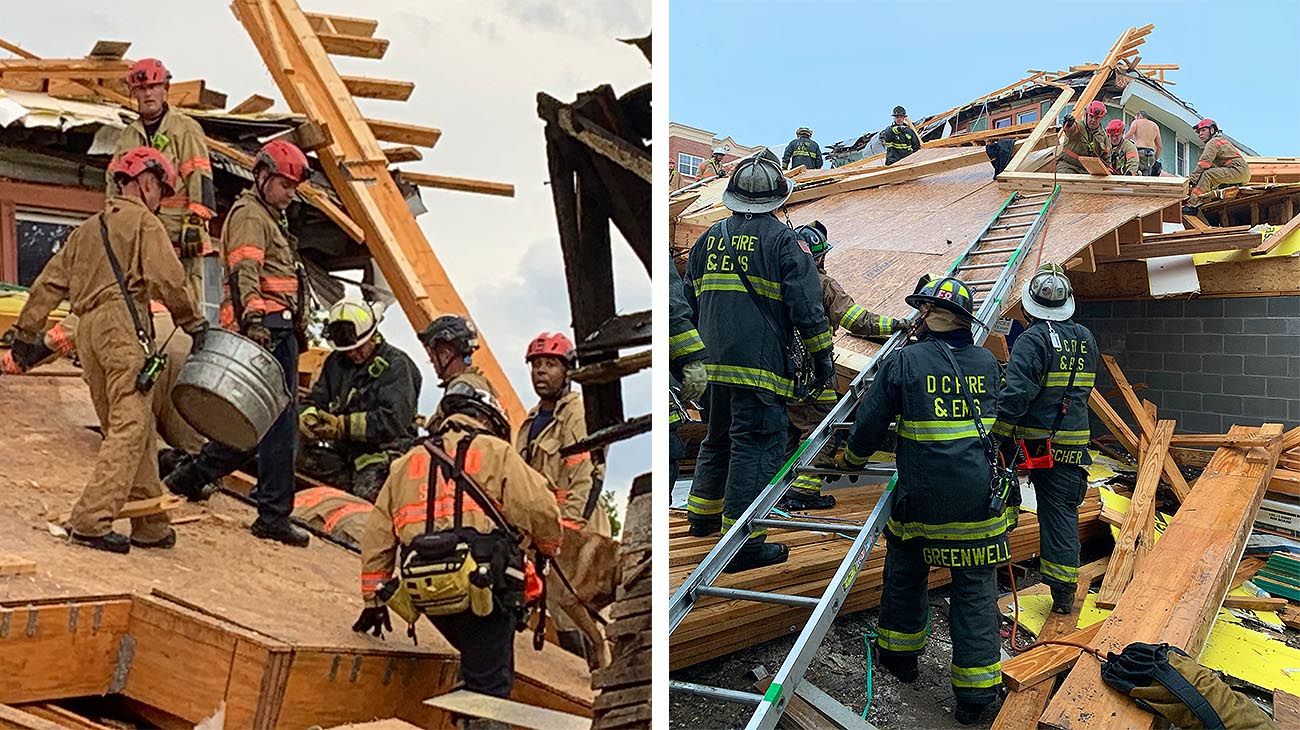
[1281,605,1300,631]
[382,146,422,164]
[1001,622,1103,691]
[87,40,131,60]
[0,705,65,730]
[1040,423,1284,730]
[228,93,274,115]
[56,494,184,525]
[305,12,378,37]
[365,118,441,148]
[1004,87,1073,174]
[1100,355,1191,500]
[1221,595,1286,611]
[1281,425,1300,453]
[1272,469,1300,499]
[167,79,227,110]
[1072,26,1152,118]
[316,32,389,59]
[1096,420,1173,609]
[1252,211,1300,256]
[341,75,414,101]
[399,171,515,198]
[1089,392,1140,455]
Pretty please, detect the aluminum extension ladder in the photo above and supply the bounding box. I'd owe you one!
[668,185,1061,730]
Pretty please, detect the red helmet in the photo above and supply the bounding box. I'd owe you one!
[1194,118,1216,131]
[126,58,171,89]
[1105,119,1125,136]
[1085,101,1106,117]
[254,140,310,184]
[109,147,176,196]
[526,332,576,366]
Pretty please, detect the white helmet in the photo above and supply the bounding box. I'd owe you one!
[325,298,380,351]
[1021,263,1075,321]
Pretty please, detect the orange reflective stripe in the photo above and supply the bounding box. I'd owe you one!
[391,496,485,530]
[260,276,299,293]
[562,451,590,467]
[535,535,561,556]
[219,301,237,329]
[188,202,215,220]
[244,296,268,314]
[324,502,372,532]
[227,245,265,267]
[361,570,391,594]
[554,489,569,505]
[295,487,333,510]
[407,451,430,480]
[178,155,212,176]
[1126,151,1137,159]
[148,300,166,314]
[562,518,583,531]
[160,194,190,208]
[1198,160,1213,169]
[1,352,21,375]
[1191,187,1205,195]
[463,447,483,475]
[46,323,74,355]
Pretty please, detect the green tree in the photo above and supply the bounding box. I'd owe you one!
[600,491,622,538]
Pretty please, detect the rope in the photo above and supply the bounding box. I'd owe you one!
[860,628,878,720]
[1032,133,1063,272]
[1005,562,1108,661]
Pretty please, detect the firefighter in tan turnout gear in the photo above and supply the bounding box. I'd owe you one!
[1057,101,1111,175]
[355,381,562,720]
[108,58,216,309]
[1105,120,1140,175]
[516,332,618,669]
[1184,118,1251,215]
[10,148,208,553]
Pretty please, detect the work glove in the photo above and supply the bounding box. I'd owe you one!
[889,318,908,335]
[680,360,708,403]
[9,335,50,371]
[833,446,860,472]
[179,214,205,259]
[312,411,344,440]
[186,321,209,354]
[811,350,835,397]
[351,605,392,639]
[242,314,273,349]
[298,409,322,439]
[1062,113,1076,129]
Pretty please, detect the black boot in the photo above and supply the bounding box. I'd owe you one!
[778,489,837,511]
[157,448,189,481]
[164,459,215,502]
[1050,583,1076,614]
[687,516,721,538]
[878,652,919,683]
[130,527,176,549]
[723,542,789,573]
[251,519,310,547]
[70,531,131,554]
[954,701,990,725]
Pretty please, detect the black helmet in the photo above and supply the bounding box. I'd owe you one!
[435,379,511,440]
[892,106,907,117]
[419,314,479,355]
[722,150,792,214]
[905,276,977,321]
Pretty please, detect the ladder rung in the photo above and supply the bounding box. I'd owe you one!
[1019,191,1052,198]
[695,585,822,608]
[669,681,765,705]
[975,234,1023,244]
[1000,211,1040,219]
[970,246,1019,255]
[753,517,866,534]
[965,278,998,286]
[956,261,1008,271]
[989,222,1032,230]
[1006,202,1043,210]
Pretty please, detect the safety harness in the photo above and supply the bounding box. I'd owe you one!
[1015,322,1078,471]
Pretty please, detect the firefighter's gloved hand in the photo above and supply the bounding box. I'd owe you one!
[310,411,344,440]
[179,215,205,258]
[680,360,707,402]
[242,314,273,349]
[9,335,50,371]
[812,350,834,394]
[1062,114,1076,129]
[351,605,392,638]
[186,321,209,354]
[889,318,908,335]
[833,447,859,472]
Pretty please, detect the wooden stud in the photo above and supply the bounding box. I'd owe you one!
[397,171,514,198]
[305,12,378,37]
[0,58,129,80]
[1100,355,1191,501]
[167,80,227,110]
[366,118,442,148]
[316,32,389,59]
[1170,433,1279,447]
[1252,211,1300,256]
[1221,595,1287,611]
[1096,420,1174,609]
[1002,622,1103,691]
[86,41,131,60]
[0,705,65,730]
[383,146,422,164]
[1004,88,1074,174]
[56,495,184,525]
[341,75,414,101]
[229,93,275,115]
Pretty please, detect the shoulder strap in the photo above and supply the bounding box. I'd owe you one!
[1043,323,1079,439]
[423,435,520,541]
[932,340,998,463]
[97,213,153,352]
[717,218,787,346]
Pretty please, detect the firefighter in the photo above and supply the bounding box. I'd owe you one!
[298,298,422,503]
[992,264,1097,615]
[668,159,680,191]
[515,331,617,668]
[354,381,562,713]
[881,106,922,166]
[702,147,729,179]
[782,221,906,511]
[669,253,708,488]
[1105,120,1140,175]
[293,486,372,548]
[418,314,498,397]
[835,277,1007,725]
[10,148,208,553]
[162,140,314,547]
[782,127,823,171]
[108,58,216,310]
[682,151,833,573]
[1185,119,1251,214]
[1057,101,1111,174]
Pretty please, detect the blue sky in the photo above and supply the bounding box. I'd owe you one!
[670,0,1299,156]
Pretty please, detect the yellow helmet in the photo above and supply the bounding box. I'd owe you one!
[325,298,379,351]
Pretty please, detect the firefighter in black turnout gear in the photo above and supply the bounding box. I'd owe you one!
[836,277,1009,725]
[881,106,922,166]
[669,253,708,488]
[682,150,833,573]
[993,264,1097,614]
[782,127,823,170]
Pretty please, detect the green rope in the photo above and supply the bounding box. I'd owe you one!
[861,629,878,720]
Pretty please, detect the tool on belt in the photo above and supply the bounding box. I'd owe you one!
[933,340,1018,519]
[97,214,163,393]
[1016,323,1078,471]
[717,218,817,402]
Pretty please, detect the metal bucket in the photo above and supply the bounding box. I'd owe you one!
[172,329,290,451]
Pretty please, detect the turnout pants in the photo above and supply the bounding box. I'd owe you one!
[877,536,1002,704]
[1056,156,1089,175]
[430,606,519,698]
[1029,464,1088,590]
[687,384,787,542]
[68,305,171,542]
[297,442,392,503]
[1188,162,1251,207]
[1137,148,1156,176]
[786,398,834,495]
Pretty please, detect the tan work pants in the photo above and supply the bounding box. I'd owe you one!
[1188,162,1252,207]
[548,527,620,669]
[67,305,170,541]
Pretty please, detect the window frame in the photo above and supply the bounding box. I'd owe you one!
[1015,110,1038,125]
[678,152,703,178]
[992,116,1013,129]
[1176,140,1189,176]
[14,207,89,287]
[0,181,104,284]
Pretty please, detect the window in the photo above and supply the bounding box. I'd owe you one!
[1176,140,1189,176]
[993,117,1013,129]
[16,208,85,287]
[1016,110,1038,125]
[678,152,703,177]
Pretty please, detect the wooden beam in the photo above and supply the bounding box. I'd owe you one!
[999,171,1186,198]
[1252,211,1300,256]
[1089,392,1140,456]
[1269,468,1300,499]
[383,146,422,164]
[1041,423,1283,730]
[1100,355,1191,500]
[1002,622,1103,691]
[1004,87,1073,174]
[1170,433,1279,447]
[1096,420,1173,609]
[316,32,389,59]
[366,118,441,148]
[1072,26,1151,118]
[14,704,113,730]
[1221,595,1287,611]
[305,12,378,37]
[0,58,129,80]
[228,93,274,115]
[398,171,514,198]
[1104,232,1262,261]
[0,705,65,730]
[167,79,227,110]
[87,41,131,60]
[341,75,414,101]
[0,599,133,704]
[57,494,184,525]
[570,349,651,385]
[1282,425,1300,453]
[0,555,36,577]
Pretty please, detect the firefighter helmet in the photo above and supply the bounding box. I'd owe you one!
[419,315,479,355]
[109,147,177,197]
[435,379,511,440]
[324,298,379,351]
[796,126,813,137]
[722,151,792,214]
[1020,263,1075,321]
[1105,119,1125,136]
[892,105,907,117]
[796,224,832,256]
[526,332,576,366]
[254,140,310,184]
[711,146,727,156]
[905,276,977,321]
[1085,101,1107,117]
[1194,118,1217,131]
[126,58,171,89]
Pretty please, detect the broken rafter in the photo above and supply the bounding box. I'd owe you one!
[228,93,275,115]
[316,32,389,59]
[1101,355,1191,501]
[304,11,378,37]
[366,117,441,148]
[1252,211,1300,256]
[167,79,227,110]
[341,74,414,101]
[1095,420,1173,609]
[397,170,514,197]
[1072,25,1153,118]
[1002,87,1073,175]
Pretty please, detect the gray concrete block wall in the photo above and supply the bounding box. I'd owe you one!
[1073,296,1300,434]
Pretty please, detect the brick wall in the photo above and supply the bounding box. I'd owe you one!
[1074,297,1300,433]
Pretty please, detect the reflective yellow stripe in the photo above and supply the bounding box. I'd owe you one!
[687,495,723,515]
[1044,371,1096,388]
[1040,559,1078,584]
[804,330,832,354]
[722,515,766,538]
[814,386,838,403]
[348,412,367,440]
[843,445,869,466]
[840,304,867,330]
[354,451,390,471]
[951,661,1002,689]
[991,420,1015,438]
[669,329,706,359]
[693,272,782,301]
[885,508,1013,542]
[705,364,794,398]
[791,474,823,493]
[998,426,1090,445]
[877,624,928,652]
[896,419,981,442]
